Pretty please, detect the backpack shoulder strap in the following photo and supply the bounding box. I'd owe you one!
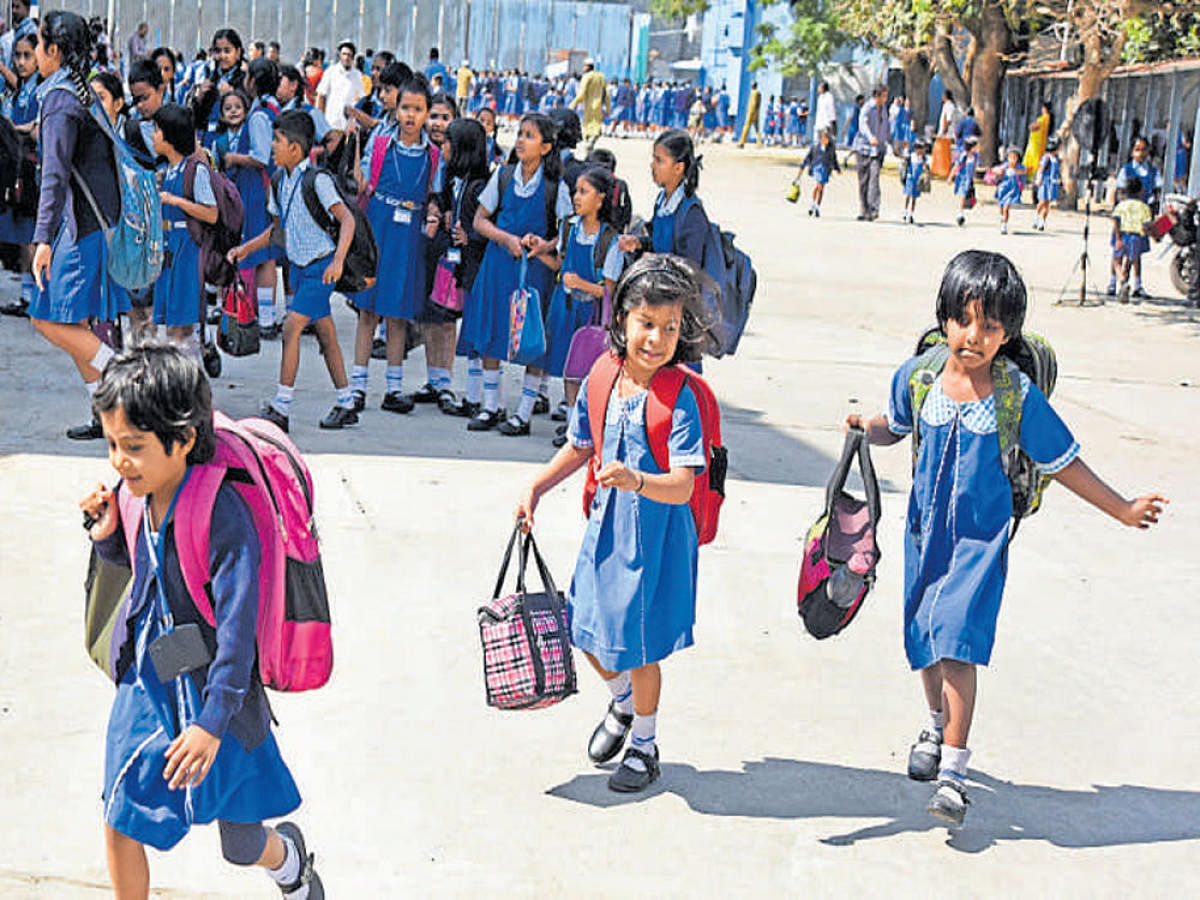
[907,346,949,467]
[116,482,144,575]
[558,216,572,261]
[991,357,1023,473]
[594,224,617,275]
[182,155,198,201]
[494,163,515,215]
[300,167,335,234]
[169,464,227,627]
[644,365,688,473]
[586,352,622,457]
[366,133,390,196]
[544,176,559,237]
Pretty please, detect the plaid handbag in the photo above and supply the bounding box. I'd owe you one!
[477,523,577,710]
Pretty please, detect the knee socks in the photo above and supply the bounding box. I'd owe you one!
[428,366,452,392]
[929,709,945,737]
[483,367,501,412]
[351,364,369,394]
[515,372,540,421]
[89,342,115,376]
[466,355,483,405]
[386,365,404,396]
[336,385,355,409]
[257,287,275,328]
[602,672,634,735]
[538,372,550,399]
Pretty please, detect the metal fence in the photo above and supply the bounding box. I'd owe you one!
[64,0,633,76]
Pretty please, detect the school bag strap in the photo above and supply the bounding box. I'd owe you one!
[366,133,390,197]
[496,162,560,237]
[825,427,881,528]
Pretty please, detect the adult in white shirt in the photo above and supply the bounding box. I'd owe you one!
[937,90,960,138]
[813,80,836,143]
[316,40,366,131]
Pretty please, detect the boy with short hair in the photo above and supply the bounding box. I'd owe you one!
[227,110,359,431]
[1111,176,1153,304]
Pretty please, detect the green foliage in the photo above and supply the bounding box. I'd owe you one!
[833,0,938,53]
[749,0,854,76]
[1121,12,1200,63]
[649,0,710,21]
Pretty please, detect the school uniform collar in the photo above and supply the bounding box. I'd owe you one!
[36,68,71,101]
[510,162,545,197]
[658,183,686,216]
[280,159,311,186]
[391,130,431,156]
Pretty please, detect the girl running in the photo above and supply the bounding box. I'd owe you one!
[994,147,1025,235]
[1033,135,1061,231]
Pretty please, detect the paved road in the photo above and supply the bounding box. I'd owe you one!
[2,134,1198,897]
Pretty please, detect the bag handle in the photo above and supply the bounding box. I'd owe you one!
[855,428,882,527]
[491,521,523,600]
[517,249,528,287]
[522,531,560,599]
[825,428,863,515]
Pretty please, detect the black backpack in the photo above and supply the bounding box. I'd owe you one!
[272,167,379,294]
[0,117,20,212]
[610,177,632,233]
[496,163,560,238]
[557,217,618,279]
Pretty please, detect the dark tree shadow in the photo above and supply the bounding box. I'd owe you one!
[546,758,1200,854]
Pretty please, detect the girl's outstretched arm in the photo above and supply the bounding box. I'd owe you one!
[845,413,906,447]
[1051,457,1167,529]
[516,444,593,531]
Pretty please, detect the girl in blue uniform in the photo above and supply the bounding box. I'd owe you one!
[951,136,979,227]
[29,11,127,441]
[80,344,323,899]
[619,129,708,270]
[994,146,1025,234]
[152,104,219,362]
[224,58,281,336]
[517,254,709,793]
[1033,135,1061,231]
[464,111,573,434]
[798,126,839,217]
[543,166,626,446]
[0,29,40,316]
[348,68,436,413]
[846,250,1166,826]
[190,28,247,137]
[901,139,928,225]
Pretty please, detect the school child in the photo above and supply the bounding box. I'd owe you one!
[901,140,929,224]
[845,249,1166,825]
[28,10,126,441]
[80,344,324,898]
[0,27,39,318]
[1111,136,1161,298]
[150,104,218,363]
[190,28,247,134]
[228,110,359,431]
[585,147,633,234]
[516,254,710,792]
[951,136,979,227]
[207,89,247,169]
[797,127,839,218]
[543,166,626,446]
[149,46,185,104]
[224,58,282,338]
[462,111,573,434]
[349,67,436,415]
[994,147,1025,235]
[785,97,802,148]
[617,129,708,269]
[1110,176,1153,305]
[474,105,505,166]
[1032,135,1061,231]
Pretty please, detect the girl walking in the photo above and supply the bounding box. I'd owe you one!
[516,254,710,792]
[1033,135,1061,231]
[846,250,1166,825]
[994,147,1025,235]
[901,140,929,225]
[618,129,708,269]
[796,127,839,218]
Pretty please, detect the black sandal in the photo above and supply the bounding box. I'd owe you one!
[497,414,531,436]
[467,407,506,431]
[607,746,661,793]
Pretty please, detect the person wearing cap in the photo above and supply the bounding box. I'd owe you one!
[316,40,366,130]
[571,59,610,150]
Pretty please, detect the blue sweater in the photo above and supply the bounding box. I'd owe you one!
[95,483,270,750]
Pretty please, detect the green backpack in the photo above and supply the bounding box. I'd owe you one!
[908,327,1058,537]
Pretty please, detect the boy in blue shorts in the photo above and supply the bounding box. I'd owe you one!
[1110,176,1153,305]
[228,110,359,431]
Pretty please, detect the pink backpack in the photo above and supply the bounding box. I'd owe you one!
[359,134,440,211]
[115,410,332,692]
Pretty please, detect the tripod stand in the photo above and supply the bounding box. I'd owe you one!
[1057,163,1105,306]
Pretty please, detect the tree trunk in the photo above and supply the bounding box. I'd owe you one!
[962,34,979,96]
[968,4,1011,167]
[900,48,932,137]
[1060,29,1127,208]
[931,24,970,116]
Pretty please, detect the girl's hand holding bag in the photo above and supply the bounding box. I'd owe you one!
[564,285,612,381]
[508,250,547,364]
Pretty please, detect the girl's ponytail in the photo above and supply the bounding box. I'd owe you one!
[654,128,702,196]
[684,152,703,196]
[40,11,94,106]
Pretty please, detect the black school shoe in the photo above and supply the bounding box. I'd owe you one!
[370,337,387,360]
[412,382,440,403]
[66,416,104,440]
[532,393,551,415]
[443,396,479,418]
[260,323,282,341]
[907,729,942,782]
[381,391,415,414]
[319,405,359,429]
[274,821,324,899]
[608,746,660,793]
[467,407,506,431]
[588,702,634,764]
[257,404,290,433]
[0,298,29,317]
[497,414,531,436]
[350,390,366,412]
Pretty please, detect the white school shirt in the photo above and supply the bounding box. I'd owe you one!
[267,160,342,266]
[478,163,574,222]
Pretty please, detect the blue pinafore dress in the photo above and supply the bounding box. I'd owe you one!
[0,76,38,244]
[995,166,1023,208]
[462,169,555,362]
[1037,155,1061,203]
[886,360,1080,671]
[352,138,431,319]
[566,377,706,671]
[544,221,603,377]
[230,99,278,269]
[152,161,204,327]
[903,157,926,199]
[103,482,299,851]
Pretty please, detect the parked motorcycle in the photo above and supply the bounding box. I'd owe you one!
[1160,193,1196,296]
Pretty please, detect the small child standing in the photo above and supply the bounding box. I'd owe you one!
[994,147,1025,235]
[80,344,323,897]
[1110,176,1153,304]
[228,109,359,431]
[1033,135,1061,231]
[951,136,979,227]
[847,250,1166,826]
[1110,136,1161,298]
[516,254,710,793]
[798,127,840,217]
[901,140,929,224]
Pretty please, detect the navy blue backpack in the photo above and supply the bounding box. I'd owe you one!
[678,196,756,357]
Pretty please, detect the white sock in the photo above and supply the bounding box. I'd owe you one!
[90,342,116,374]
[351,364,369,393]
[939,745,971,781]
[605,671,634,717]
[386,365,403,396]
[435,366,453,392]
[537,373,550,398]
[258,287,275,328]
[272,383,294,416]
[626,712,657,770]
[929,710,944,736]
[466,356,483,404]
[483,368,501,412]
[515,373,539,421]
[336,385,355,409]
[267,832,302,887]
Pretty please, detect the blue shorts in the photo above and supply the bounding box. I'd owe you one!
[1113,233,1146,261]
[289,255,335,321]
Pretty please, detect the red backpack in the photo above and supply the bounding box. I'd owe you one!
[582,352,727,545]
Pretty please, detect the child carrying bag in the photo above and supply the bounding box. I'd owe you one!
[563,286,611,381]
[797,427,881,640]
[508,251,547,364]
[477,523,577,710]
[217,275,261,357]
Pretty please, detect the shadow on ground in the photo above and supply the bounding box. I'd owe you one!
[547,758,1200,853]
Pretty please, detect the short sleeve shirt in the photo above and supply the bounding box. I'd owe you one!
[478,163,573,221]
[568,376,706,472]
[1113,199,1152,236]
[267,160,341,266]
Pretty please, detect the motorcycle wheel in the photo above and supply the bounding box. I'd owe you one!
[1169,249,1193,296]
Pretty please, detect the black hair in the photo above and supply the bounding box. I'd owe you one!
[13,27,36,52]
[430,91,458,117]
[444,117,489,180]
[586,146,617,173]
[854,93,864,104]
[338,40,356,55]
[549,107,581,148]
[1045,135,1061,152]
[269,41,281,52]
[934,250,1027,342]
[152,103,196,156]
[218,89,251,131]
[149,46,176,74]
[576,165,615,226]
[274,108,316,155]
[608,254,710,365]
[90,70,125,117]
[519,112,562,183]
[40,11,93,105]
[253,40,266,53]
[92,343,216,465]
[429,47,440,60]
[246,58,279,100]
[398,73,432,110]
[278,64,303,87]
[654,129,702,196]
[128,57,163,89]
[379,61,414,89]
[1122,176,1143,198]
[374,50,395,67]
[212,28,244,60]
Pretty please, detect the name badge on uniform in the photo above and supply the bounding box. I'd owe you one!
[393,206,413,225]
[445,248,462,264]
